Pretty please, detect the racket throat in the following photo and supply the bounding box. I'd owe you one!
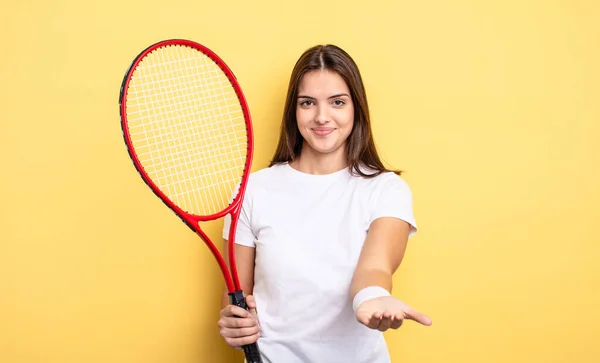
[228,289,248,309]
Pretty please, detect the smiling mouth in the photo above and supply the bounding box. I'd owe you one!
[312,127,335,136]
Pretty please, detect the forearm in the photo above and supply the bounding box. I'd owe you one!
[220,241,256,308]
[350,267,393,299]
[350,218,410,305]
[222,290,230,308]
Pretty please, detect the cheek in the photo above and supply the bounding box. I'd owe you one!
[339,108,354,128]
[296,109,315,129]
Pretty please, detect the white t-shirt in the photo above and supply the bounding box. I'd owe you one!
[223,163,417,363]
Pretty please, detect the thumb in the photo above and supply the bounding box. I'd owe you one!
[245,294,257,310]
[245,295,259,318]
[245,295,260,327]
[404,306,432,326]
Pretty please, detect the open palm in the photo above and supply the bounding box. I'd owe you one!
[355,296,432,332]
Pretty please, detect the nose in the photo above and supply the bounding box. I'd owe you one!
[314,104,330,124]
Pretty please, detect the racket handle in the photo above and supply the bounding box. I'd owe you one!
[229,290,264,363]
[241,343,263,363]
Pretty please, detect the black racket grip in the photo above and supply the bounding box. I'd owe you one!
[229,290,264,363]
[241,343,263,363]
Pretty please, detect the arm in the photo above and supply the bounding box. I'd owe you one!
[218,239,261,348]
[350,217,431,330]
[350,217,409,298]
[218,181,262,347]
[221,239,256,307]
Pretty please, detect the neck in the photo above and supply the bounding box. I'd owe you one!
[290,144,348,175]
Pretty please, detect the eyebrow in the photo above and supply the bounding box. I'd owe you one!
[297,93,350,99]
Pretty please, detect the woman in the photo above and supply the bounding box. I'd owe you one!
[218,44,431,363]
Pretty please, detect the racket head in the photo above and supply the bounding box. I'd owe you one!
[119,39,254,227]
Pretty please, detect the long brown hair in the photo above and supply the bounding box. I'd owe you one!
[269,44,400,177]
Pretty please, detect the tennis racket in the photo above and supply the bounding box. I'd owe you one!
[118,39,262,363]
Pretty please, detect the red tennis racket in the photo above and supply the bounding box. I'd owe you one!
[118,39,262,363]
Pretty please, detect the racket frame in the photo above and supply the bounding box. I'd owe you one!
[118,39,254,294]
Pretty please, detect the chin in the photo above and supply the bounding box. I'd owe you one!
[306,141,345,155]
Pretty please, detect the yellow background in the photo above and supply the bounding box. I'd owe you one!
[1,0,599,362]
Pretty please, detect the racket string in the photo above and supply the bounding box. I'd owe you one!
[208,62,248,183]
[141,154,246,187]
[125,44,249,216]
[170,46,240,214]
[187,47,242,212]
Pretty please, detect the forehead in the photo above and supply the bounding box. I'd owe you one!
[298,69,350,95]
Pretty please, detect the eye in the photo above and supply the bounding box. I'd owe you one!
[299,100,314,107]
[332,99,346,107]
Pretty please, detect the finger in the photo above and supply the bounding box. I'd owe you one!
[219,316,258,329]
[226,332,260,348]
[222,305,252,319]
[405,308,432,326]
[245,295,257,310]
[390,315,404,329]
[221,324,261,338]
[367,312,383,330]
[356,311,372,326]
[377,312,393,332]
[245,295,260,326]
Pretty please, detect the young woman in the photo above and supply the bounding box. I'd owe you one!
[218,44,431,363]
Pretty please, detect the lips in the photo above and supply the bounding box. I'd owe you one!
[312,127,335,136]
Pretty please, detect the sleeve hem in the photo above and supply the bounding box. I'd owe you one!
[369,214,418,238]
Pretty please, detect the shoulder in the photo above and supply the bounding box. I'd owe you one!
[242,163,289,195]
[353,166,413,197]
[355,169,418,234]
[247,163,287,184]
[374,172,412,195]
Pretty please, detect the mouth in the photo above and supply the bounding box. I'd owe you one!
[311,127,335,136]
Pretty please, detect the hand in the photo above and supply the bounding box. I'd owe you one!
[356,296,432,332]
[218,295,261,348]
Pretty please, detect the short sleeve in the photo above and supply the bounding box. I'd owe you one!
[222,183,256,247]
[369,174,418,238]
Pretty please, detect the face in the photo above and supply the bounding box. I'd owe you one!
[296,69,354,158]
